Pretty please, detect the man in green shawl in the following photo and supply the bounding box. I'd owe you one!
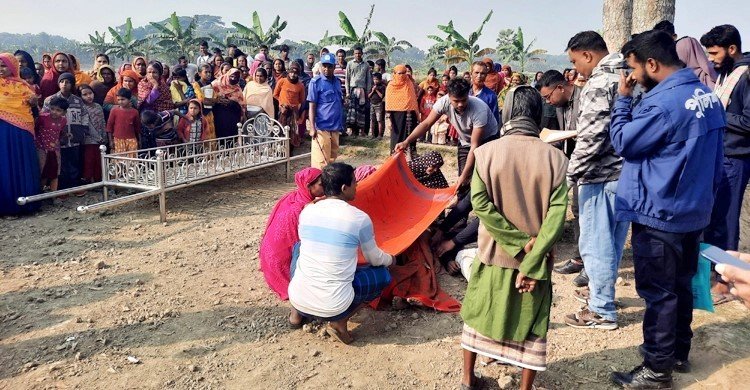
[460,86,569,390]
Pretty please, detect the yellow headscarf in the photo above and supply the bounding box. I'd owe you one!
[0,53,35,133]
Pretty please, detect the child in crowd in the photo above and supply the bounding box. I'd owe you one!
[35,97,68,192]
[369,72,386,139]
[79,84,106,183]
[139,109,183,155]
[440,74,450,93]
[273,63,306,147]
[106,88,140,157]
[177,99,209,144]
[419,85,438,143]
[21,67,41,114]
[170,67,195,116]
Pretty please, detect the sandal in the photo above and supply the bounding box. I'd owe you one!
[325,324,354,345]
[712,292,738,306]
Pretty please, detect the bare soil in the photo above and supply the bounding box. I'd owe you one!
[1,138,749,390]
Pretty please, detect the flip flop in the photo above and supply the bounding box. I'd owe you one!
[325,324,354,345]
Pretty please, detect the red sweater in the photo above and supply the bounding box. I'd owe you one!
[106,106,141,139]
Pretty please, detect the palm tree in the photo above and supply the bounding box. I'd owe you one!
[426,34,453,66]
[368,32,412,67]
[495,27,547,73]
[321,5,376,49]
[148,13,208,58]
[107,17,147,61]
[84,31,111,55]
[435,11,495,65]
[230,12,287,52]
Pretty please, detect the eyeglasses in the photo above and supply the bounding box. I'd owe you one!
[541,84,562,101]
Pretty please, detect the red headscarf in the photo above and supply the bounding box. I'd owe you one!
[483,58,501,93]
[40,52,72,101]
[259,167,322,300]
[104,69,141,105]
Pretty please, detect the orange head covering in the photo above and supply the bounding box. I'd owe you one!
[0,52,35,133]
[104,69,141,105]
[0,53,23,82]
[482,58,500,91]
[131,56,147,76]
[385,64,418,112]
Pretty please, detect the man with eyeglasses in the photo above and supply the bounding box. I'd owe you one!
[538,70,587,284]
[469,61,500,125]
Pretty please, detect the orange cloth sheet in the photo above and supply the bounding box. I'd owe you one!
[351,152,456,261]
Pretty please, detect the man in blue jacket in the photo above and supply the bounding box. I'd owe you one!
[609,31,725,389]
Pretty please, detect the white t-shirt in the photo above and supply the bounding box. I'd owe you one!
[431,95,499,146]
[288,199,392,318]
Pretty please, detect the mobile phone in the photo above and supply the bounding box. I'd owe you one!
[700,243,750,271]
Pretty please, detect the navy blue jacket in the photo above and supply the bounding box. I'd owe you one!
[720,55,750,157]
[610,68,725,233]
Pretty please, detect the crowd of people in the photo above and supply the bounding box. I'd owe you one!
[2,19,750,390]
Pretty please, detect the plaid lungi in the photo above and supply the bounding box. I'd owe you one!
[461,323,548,371]
[346,92,370,131]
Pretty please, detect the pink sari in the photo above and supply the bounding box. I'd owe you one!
[259,167,322,299]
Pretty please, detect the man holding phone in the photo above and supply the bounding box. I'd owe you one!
[608,31,725,389]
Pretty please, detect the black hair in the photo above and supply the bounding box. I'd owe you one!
[260,44,269,50]
[20,67,35,80]
[566,30,609,53]
[96,53,110,63]
[405,64,413,72]
[116,87,132,100]
[622,30,682,67]
[471,61,486,69]
[375,58,386,67]
[537,70,566,89]
[446,78,471,98]
[172,67,187,79]
[254,67,268,78]
[234,48,246,58]
[509,86,543,126]
[140,110,160,126]
[48,96,70,111]
[78,83,94,94]
[178,55,187,61]
[700,24,742,51]
[200,40,208,47]
[279,44,289,52]
[321,48,329,53]
[322,163,355,197]
[367,60,374,67]
[353,45,363,52]
[147,60,164,76]
[373,72,382,79]
[273,58,286,72]
[428,67,437,76]
[449,65,458,73]
[653,20,676,36]
[336,48,346,56]
[228,44,238,49]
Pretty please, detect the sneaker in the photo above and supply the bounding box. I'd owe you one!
[564,306,618,330]
[611,364,673,389]
[673,360,691,374]
[554,258,584,274]
[573,288,590,303]
[573,268,589,287]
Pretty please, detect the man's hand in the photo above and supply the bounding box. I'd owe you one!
[309,126,318,138]
[430,230,445,247]
[718,251,750,309]
[436,239,456,257]
[394,141,407,153]
[515,272,537,293]
[524,237,537,254]
[618,70,636,97]
[446,260,461,274]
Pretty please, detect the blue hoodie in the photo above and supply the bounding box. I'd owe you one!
[610,68,726,233]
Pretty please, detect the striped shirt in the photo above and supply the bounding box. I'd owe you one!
[288,199,392,318]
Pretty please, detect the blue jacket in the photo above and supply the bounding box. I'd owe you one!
[610,68,725,233]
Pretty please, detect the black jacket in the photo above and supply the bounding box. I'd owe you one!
[721,54,750,157]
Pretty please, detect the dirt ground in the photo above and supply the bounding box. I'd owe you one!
[1,138,749,390]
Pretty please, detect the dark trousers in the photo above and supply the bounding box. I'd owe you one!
[571,182,581,259]
[632,223,700,372]
[704,156,750,250]
[389,111,416,156]
[59,146,81,190]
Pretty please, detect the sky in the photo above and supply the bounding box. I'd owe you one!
[3,0,750,54]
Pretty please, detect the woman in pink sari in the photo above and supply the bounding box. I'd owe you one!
[259,167,324,299]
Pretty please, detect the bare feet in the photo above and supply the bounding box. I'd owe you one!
[326,321,353,344]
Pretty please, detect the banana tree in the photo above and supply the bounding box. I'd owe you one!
[496,27,547,72]
[107,17,147,61]
[84,31,111,54]
[321,5,376,49]
[230,12,287,52]
[368,32,412,67]
[426,34,453,66]
[148,13,208,58]
[436,10,495,65]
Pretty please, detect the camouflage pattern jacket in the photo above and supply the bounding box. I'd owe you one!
[567,53,625,186]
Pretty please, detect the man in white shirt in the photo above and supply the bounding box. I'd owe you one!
[195,41,211,66]
[288,163,394,344]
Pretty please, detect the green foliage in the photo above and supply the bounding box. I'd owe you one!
[367,32,412,67]
[148,13,209,61]
[321,5,376,49]
[230,11,287,52]
[496,27,547,73]
[84,31,111,55]
[107,17,148,61]
[432,11,495,66]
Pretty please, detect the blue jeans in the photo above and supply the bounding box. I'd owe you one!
[703,156,750,251]
[578,180,630,321]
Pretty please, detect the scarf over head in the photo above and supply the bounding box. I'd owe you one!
[407,151,449,189]
[259,167,322,300]
[211,68,245,106]
[355,165,377,182]
[249,53,266,79]
[14,50,39,85]
[104,69,141,105]
[244,79,274,117]
[385,64,418,112]
[483,58,501,91]
[676,36,719,89]
[131,56,147,73]
[0,53,35,133]
[501,86,541,137]
[40,52,71,100]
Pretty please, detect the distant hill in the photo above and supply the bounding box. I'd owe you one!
[0,32,88,64]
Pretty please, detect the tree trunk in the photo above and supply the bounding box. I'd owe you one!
[602,0,633,53]
[632,0,675,34]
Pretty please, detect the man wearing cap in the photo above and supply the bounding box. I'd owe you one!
[307,53,345,169]
[42,72,92,190]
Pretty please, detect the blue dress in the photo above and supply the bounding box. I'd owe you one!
[0,119,40,215]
